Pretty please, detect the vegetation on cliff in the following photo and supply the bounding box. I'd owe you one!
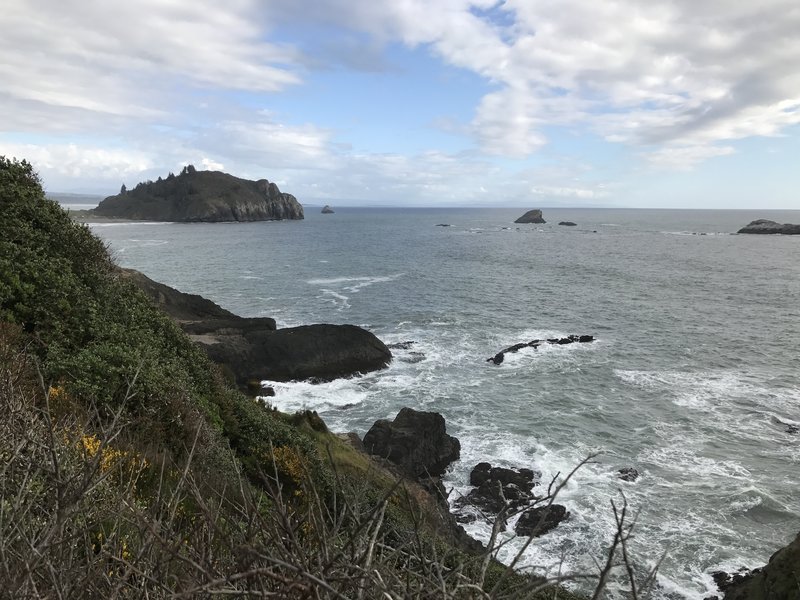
[0,156,586,598]
[91,165,304,222]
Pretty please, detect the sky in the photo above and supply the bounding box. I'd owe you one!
[1,0,799,208]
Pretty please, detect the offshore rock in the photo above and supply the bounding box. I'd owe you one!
[737,220,800,235]
[515,505,570,537]
[618,467,640,482]
[558,221,578,226]
[455,463,540,520]
[122,269,391,386]
[93,167,304,222]
[487,335,595,363]
[514,209,546,224]
[363,407,460,479]
[321,205,335,214]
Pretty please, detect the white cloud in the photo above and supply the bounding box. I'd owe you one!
[642,145,736,170]
[320,0,800,161]
[201,157,225,171]
[2,0,798,205]
[0,0,303,129]
[0,142,153,182]
[531,185,609,200]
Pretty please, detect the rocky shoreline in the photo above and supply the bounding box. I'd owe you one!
[129,268,799,599]
[122,269,391,387]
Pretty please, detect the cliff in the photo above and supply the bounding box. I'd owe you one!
[92,166,304,222]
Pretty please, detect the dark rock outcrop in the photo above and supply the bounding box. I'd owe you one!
[321,205,334,214]
[387,341,416,350]
[737,220,800,235]
[514,209,546,224]
[558,221,577,226]
[717,531,800,600]
[93,167,304,222]
[207,323,392,383]
[122,269,391,386]
[515,505,570,537]
[487,335,595,364]
[618,467,640,482]
[455,463,540,519]
[363,407,460,478]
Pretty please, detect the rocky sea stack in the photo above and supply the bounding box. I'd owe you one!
[92,165,304,222]
[737,219,800,235]
[321,205,335,214]
[514,209,546,224]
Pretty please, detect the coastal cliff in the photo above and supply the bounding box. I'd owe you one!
[92,165,304,222]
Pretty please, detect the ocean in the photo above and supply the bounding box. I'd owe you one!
[77,205,800,599]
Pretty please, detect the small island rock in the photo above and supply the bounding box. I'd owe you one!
[558,221,577,226]
[514,209,546,224]
[737,220,800,235]
[92,167,304,222]
[321,205,335,214]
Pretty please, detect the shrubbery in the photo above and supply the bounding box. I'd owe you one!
[1,156,638,598]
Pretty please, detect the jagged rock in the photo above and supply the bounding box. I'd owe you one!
[470,463,538,492]
[321,205,335,214]
[92,168,304,222]
[487,335,595,363]
[558,221,577,226]
[514,209,546,224]
[363,407,460,479]
[618,467,639,482]
[387,341,416,350]
[737,220,800,235]
[454,463,540,520]
[515,505,570,537]
[718,531,800,599]
[122,269,391,386]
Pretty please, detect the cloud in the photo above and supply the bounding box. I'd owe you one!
[0,0,303,130]
[642,145,736,170]
[2,0,798,205]
[0,141,153,182]
[319,0,800,160]
[530,185,610,200]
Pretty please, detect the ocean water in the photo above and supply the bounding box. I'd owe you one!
[80,206,800,599]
